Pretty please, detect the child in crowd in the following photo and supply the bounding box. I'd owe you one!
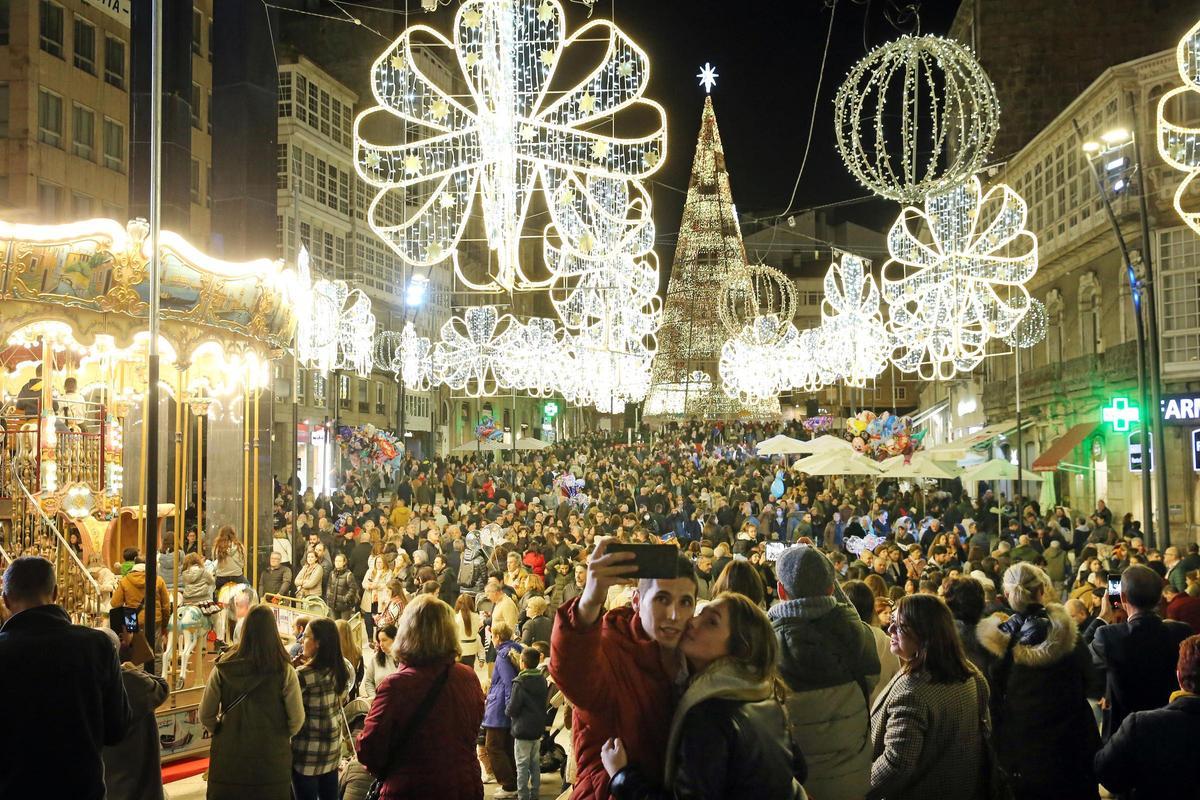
[506,647,550,800]
[287,615,310,660]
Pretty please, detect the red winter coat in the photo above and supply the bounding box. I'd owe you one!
[550,597,678,800]
[523,550,546,578]
[356,658,484,800]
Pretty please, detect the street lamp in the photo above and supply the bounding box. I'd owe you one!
[1077,118,1170,548]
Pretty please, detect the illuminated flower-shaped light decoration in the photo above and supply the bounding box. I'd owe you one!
[334,286,377,378]
[376,322,434,391]
[1157,18,1200,236]
[495,317,565,397]
[354,0,667,292]
[431,306,517,397]
[561,325,653,412]
[719,315,798,402]
[817,252,889,387]
[881,176,1038,381]
[546,176,661,351]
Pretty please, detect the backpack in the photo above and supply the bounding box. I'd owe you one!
[458,553,478,588]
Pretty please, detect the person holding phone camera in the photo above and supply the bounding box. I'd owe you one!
[550,536,698,800]
[1090,564,1192,742]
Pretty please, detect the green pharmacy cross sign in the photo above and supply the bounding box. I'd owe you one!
[543,401,560,419]
[1103,397,1140,432]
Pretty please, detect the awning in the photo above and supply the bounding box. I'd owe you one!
[924,418,1034,460]
[1032,422,1098,472]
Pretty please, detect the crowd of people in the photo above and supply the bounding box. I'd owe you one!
[3,418,1200,799]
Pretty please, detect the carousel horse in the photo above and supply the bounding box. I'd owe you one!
[162,603,218,686]
[215,581,259,646]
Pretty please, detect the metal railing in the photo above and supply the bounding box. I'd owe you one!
[9,471,104,626]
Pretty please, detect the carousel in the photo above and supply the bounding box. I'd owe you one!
[0,215,308,760]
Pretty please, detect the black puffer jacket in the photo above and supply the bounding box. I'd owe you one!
[610,662,806,800]
[977,603,1101,800]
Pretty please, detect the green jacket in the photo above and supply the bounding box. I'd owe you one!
[200,657,304,798]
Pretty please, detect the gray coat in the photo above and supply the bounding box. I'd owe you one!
[771,596,881,800]
[868,669,989,800]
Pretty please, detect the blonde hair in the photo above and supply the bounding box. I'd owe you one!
[525,595,549,616]
[491,619,514,643]
[1002,562,1052,612]
[335,619,362,669]
[393,594,460,666]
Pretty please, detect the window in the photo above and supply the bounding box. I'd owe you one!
[0,0,9,46]
[278,72,292,118]
[102,117,124,172]
[207,19,212,61]
[191,7,202,55]
[0,84,8,137]
[37,181,62,221]
[73,16,96,73]
[1078,273,1101,356]
[277,145,288,189]
[1159,228,1200,369]
[895,387,907,401]
[190,83,201,129]
[104,36,125,89]
[312,374,327,406]
[72,104,94,160]
[71,192,92,217]
[207,90,212,134]
[191,159,201,204]
[338,375,351,409]
[295,370,305,402]
[38,88,63,148]
[1045,290,1064,365]
[357,379,368,413]
[39,1,64,57]
[376,383,386,415]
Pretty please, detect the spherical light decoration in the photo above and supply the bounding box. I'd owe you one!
[816,253,889,387]
[1004,297,1047,349]
[834,35,1000,203]
[717,263,798,346]
[882,176,1038,380]
[1157,17,1200,237]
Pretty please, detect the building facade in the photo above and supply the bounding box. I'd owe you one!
[921,46,1200,545]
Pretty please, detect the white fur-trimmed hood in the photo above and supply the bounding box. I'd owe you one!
[975,603,1079,668]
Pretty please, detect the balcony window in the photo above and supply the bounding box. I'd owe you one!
[73,17,95,73]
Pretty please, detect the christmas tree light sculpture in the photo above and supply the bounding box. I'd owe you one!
[645,96,781,419]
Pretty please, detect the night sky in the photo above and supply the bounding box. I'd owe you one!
[380,0,963,276]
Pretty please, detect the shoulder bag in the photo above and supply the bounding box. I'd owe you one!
[213,672,269,735]
[364,662,453,800]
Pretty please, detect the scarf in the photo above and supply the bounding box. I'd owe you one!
[1170,690,1197,703]
[767,595,838,623]
[663,658,774,787]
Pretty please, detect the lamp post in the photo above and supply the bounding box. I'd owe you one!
[1078,120,1167,548]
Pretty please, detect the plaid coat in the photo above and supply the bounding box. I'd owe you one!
[868,668,989,800]
[292,664,349,776]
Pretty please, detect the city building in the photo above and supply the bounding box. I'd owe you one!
[920,43,1200,543]
[741,211,921,419]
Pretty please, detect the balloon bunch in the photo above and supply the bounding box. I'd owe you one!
[845,533,889,558]
[801,415,835,435]
[843,410,927,461]
[335,423,405,470]
[475,415,504,443]
[554,472,590,510]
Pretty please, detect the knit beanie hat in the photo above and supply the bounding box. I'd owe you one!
[776,545,835,599]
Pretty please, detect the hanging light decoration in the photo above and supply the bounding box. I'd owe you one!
[354,0,667,292]
[881,176,1039,380]
[816,252,889,387]
[1157,18,1200,236]
[718,315,797,402]
[376,323,434,390]
[431,305,518,397]
[788,327,839,394]
[717,262,797,346]
[495,317,566,397]
[833,35,1000,203]
[334,286,377,377]
[1004,297,1048,349]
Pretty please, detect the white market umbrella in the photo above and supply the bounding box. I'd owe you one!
[960,458,1042,484]
[755,434,810,455]
[880,452,960,480]
[452,439,505,453]
[1039,471,1058,510]
[795,435,855,455]
[515,436,551,451]
[793,449,883,476]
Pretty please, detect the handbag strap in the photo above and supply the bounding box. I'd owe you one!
[220,672,269,720]
[378,662,453,778]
